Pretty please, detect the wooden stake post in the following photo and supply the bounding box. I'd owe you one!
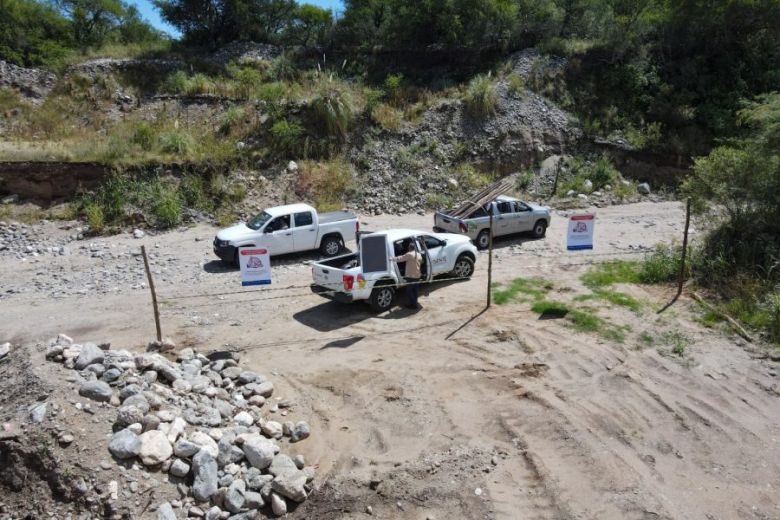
[658,198,692,313]
[141,245,162,341]
[487,212,493,308]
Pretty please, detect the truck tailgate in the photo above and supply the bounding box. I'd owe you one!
[312,263,348,290]
[434,211,462,233]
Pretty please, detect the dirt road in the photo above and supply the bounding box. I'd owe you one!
[1,201,779,519]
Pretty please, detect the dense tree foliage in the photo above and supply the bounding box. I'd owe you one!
[0,0,164,66]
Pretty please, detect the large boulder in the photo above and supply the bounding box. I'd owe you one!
[189,431,219,458]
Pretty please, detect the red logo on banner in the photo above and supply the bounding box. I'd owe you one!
[241,248,268,255]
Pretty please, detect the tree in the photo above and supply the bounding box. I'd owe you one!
[154,0,238,45]
[684,93,780,283]
[57,0,126,48]
[283,3,332,46]
[0,0,72,66]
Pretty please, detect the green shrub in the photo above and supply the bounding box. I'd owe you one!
[269,55,297,82]
[516,170,534,192]
[84,202,105,232]
[164,71,189,94]
[256,82,288,103]
[639,244,686,283]
[188,73,216,95]
[559,154,620,194]
[160,130,195,155]
[150,182,182,228]
[219,107,246,134]
[363,87,384,113]
[463,75,497,119]
[269,119,304,156]
[507,73,526,98]
[179,175,210,210]
[132,123,157,151]
[384,73,403,105]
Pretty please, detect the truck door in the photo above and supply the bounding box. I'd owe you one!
[514,201,534,232]
[495,201,516,236]
[415,236,435,282]
[291,211,317,252]
[420,235,449,275]
[262,215,294,255]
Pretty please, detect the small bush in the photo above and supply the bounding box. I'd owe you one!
[516,170,534,192]
[560,154,620,194]
[507,73,526,98]
[84,202,105,232]
[164,71,189,94]
[269,119,304,156]
[150,181,182,228]
[132,123,157,151]
[384,73,403,105]
[371,103,402,131]
[269,55,297,82]
[219,107,246,134]
[160,130,195,155]
[179,175,210,210]
[256,82,288,103]
[639,244,687,283]
[463,75,497,119]
[363,87,384,113]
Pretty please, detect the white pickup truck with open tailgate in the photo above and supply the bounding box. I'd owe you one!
[310,228,478,312]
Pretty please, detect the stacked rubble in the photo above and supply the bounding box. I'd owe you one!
[45,334,314,519]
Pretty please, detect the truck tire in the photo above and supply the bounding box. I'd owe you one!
[320,235,342,257]
[452,254,475,279]
[369,285,395,313]
[475,229,491,250]
[531,220,547,238]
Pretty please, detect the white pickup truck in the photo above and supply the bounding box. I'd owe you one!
[213,203,358,265]
[434,195,551,249]
[310,228,478,312]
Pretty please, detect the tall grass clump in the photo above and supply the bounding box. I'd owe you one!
[463,74,497,119]
[160,130,196,155]
[310,80,354,141]
[371,103,402,131]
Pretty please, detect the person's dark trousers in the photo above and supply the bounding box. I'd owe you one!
[405,277,420,307]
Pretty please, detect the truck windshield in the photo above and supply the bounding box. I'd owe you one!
[247,212,272,230]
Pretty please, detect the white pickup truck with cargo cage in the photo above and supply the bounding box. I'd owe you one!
[310,229,478,312]
[434,195,551,249]
[213,203,358,265]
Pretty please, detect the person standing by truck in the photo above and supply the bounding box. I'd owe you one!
[392,242,423,309]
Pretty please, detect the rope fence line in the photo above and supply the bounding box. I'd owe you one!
[157,249,651,304]
[224,317,464,353]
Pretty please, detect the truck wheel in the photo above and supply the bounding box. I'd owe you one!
[369,286,395,313]
[321,236,342,257]
[531,220,547,238]
[476,230,491,250]
[452,255,475,279]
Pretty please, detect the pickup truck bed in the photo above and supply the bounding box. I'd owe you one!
[319,211,355,224]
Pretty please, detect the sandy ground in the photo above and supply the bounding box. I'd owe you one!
[1,201,779,519]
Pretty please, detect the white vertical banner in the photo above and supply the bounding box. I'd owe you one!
[239,247,272,286]
[567,214,595,251]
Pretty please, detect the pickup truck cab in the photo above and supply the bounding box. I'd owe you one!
[310,228,478,312]
[213,203,358,265]
[434,195,551,250]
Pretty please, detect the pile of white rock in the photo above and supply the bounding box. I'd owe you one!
[46,334,314,519]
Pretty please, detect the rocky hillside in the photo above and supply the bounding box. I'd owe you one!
[0,44,680,226]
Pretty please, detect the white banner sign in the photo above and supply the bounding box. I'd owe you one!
[567,214,595,251]
[239,247,272,286]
